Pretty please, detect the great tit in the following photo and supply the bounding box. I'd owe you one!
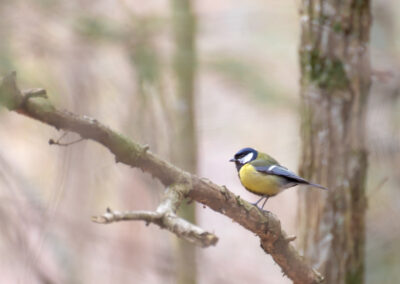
[230,147,327,209]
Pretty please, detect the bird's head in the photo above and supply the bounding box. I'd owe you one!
[229,147,258,171]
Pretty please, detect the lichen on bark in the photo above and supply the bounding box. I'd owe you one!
[298,0,371,283]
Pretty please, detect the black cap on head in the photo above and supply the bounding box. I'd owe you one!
[233,147,257,160]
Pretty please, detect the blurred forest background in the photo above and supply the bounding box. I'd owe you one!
[0,1,399,283]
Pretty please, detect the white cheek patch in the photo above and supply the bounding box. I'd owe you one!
[238,152,254,164]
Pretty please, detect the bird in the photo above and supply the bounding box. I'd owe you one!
[229,147,327,210]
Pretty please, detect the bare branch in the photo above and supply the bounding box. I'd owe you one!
[92,208,161,224]
[93,184,218,247]
[92,208,218,248]
[0,72,324,284]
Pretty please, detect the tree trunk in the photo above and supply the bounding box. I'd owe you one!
[297,1,371,283]
[171,1,198,284]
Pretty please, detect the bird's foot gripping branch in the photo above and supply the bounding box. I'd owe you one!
[0,72,324,284]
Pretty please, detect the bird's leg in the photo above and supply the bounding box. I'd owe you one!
[252,196,265,207]
[260,196,269,209]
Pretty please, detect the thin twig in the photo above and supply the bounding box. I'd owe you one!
[49,137,84,147]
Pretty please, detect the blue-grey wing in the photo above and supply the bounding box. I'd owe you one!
[254,165,309,184]
[255,165,328,190]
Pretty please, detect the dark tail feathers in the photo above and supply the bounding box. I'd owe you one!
[307,182,328,190]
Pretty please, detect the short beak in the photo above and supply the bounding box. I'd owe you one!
[229,158,236,162]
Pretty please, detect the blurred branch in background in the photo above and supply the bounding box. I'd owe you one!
[74,11,170,152]
[205,55,289,105]
[0,147,67,283]
[366,2,400,282]
[170,0,198,283]
[0,72,323,284]
[0,10,13,73]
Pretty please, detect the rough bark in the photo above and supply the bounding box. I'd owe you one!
[298,1,371,283]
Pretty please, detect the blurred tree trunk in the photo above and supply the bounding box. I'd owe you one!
[297,1,371,283]
[171,1,198,284]
[0,3,12,73]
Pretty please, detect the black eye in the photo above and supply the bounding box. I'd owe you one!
[235,152,248,159]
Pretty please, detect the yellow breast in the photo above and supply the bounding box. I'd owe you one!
[239,163,281,196]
